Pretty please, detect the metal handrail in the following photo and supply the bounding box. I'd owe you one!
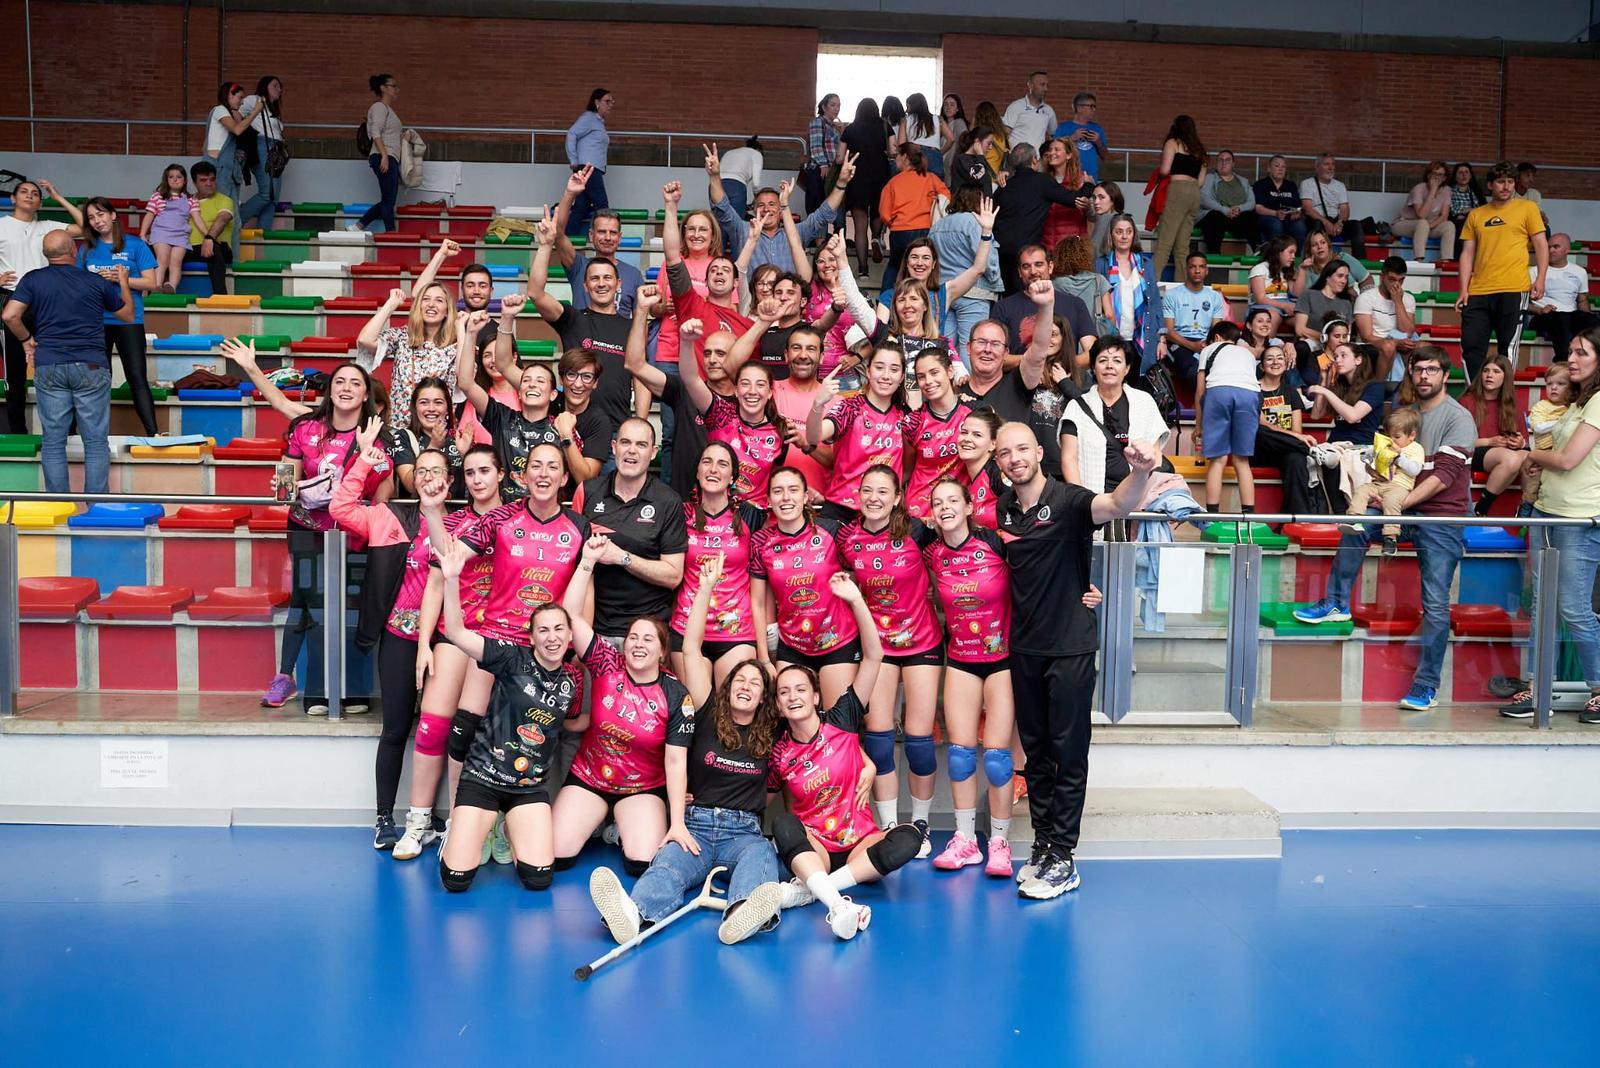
[1125,510,1596,528]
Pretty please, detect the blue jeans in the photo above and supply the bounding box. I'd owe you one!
[567,167,609,236]
[1326,518,1463,690]
[1531,514,1600,687]
[1257,213,1308,250]
[36,362,111,494]
[630,806,779,923]
[239,148,281,231]
[924,151,946,183]
[358,155,399,233]
[722,179,749,224]
[946,294,991,354]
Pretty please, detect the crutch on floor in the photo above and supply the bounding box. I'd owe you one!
[574,866,729,981]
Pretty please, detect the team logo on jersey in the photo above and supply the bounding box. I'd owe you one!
[514,527,526,538]
[1037,506,1052,521]
[646,699,659,714]
[640,504,655,520]
[600,736,629,757]
[791,588,819,608]
[602,694,615,710]
[510,545,525,557]
[558,532,572,545]
[810,535,823,548]
[770,558,783,570]
[514,756,530,772]
[954,595,982,611]
[973,549,986,562]
[594,502,606,513]
[559,679,573,696]
[517,724,546,747]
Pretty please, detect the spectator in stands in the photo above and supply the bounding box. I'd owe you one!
[1299,154,1366,259]
[553,166,643,317]
[949,126,998,199]
[1515,162,1542,205]
[717,136,765,221]
[973,102,1011,177]
[1040,138,1093,250]
[1300,226,1370,292]
[356,74,402,234]
[187,161,236,296]
[140,163,202,293]
[1252,155,1307,248]
[1517,363,1573,518]
[1395,161,1455,263]
[1292,260,1357,382]
[1,178,83,432]
[881,96,906,153]
[389,377,467,494]
[411,239,493,321]
[877,226,991,336]
[1509,326,1600,723]
[878,144,950,294]
[1163,252,1228,389]
[1344,407,1425,555]
[768,325,834,491]
[238,76,286,233]
[358,284,463,429]
[1447,162,1485,231]
[76,197,160,436]
[1252,341,1319,513]
[1198,149,1260,253]
[1295,345,1478,714]
[929,187,1003,351]
[1456,162,1549,379]
[1248,236,1300,334]
[1150,115,1207,285]
[2,231,131,493]
[1309,342,1386,458]
[1529,233,1596,360]
[940,94,968,176]
[202,81,258,247]
[1052,234,1112,335]
[1464,354,1527,515]
[802,94,844,214]
[955,281,1055,424]
[1192,321,1261,513]
[1003,72,1057,153]
[1353,257,1421,383]
[1089,180,1123,256]
[994,143,1082,295]
[900,94,945,182]
[1059,335,1168,494]
[456,307,560,494]
[1053,92,1108,184]
[709,144,854,277]
[841,99,891,276]
[1099,213,1164,375]
[994,243,1095,355]
[565,88,614,236]
[1241,306,1279,359]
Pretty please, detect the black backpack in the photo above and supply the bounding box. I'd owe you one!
[355,122,373,157]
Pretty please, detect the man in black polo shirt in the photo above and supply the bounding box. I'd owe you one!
[575,416,688,643]
[995,420,1158,899]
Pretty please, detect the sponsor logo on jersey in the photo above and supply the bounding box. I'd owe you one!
[517,724,546,747]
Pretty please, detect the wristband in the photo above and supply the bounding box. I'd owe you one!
[980,233,993,241]
[559,438,573,449]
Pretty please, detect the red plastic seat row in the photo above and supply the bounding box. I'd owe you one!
[213,437,284,461]
[290,336,358,354]
[86,585,195,620]
[1353,602,1420,636]
[42,583,285,621]
[187,586,290,621]
[19,576,101,618]
[157,505,252,532]
[1450,604,1531,638]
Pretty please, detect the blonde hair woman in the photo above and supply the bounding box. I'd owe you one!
[357,281,468,429]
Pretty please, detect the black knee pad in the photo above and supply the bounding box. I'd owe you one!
[622,856,651,878]
[439,857,478,893]
[771,810,812,869]
[867,823,922,876]
[515,861,553,891]
[446,709,483,763]
[552,855,577,872]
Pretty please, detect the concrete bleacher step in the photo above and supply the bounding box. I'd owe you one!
[1009,787,1282,860]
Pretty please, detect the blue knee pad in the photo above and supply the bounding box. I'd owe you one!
[947,744,978,782]
[863,730,897,775]
[904,734,936,777]
[983,748,1014,788]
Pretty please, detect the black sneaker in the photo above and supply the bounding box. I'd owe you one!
[373,813,399,851]
[1015,841,1050,885]
[1381,535,1398,556]
[1019,851,1081,900]
[1498,690,1535,719]
[912,818,932,860]
[1489,675,1530,699]
[1581,696,1600,725]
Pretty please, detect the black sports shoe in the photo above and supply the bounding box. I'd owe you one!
[1019,851,1081,899]
[1581,696,1600,725]
[1498,690,1535,719]
[373,813,399,851]
[1489,675,1530,699]
[912,818,932,860]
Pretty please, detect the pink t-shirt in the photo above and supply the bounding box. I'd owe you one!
[767,687,877,852]
[924,526,1011,664]
[455,501,590,644]
[386,527,434,640]
[285,419,390,535]
[959,460,1007,530]
[902,400,971,518]
[568,639,695,795]
[771,379,832,492]
[672,502,766,644]
[749,519,859,656]
[822,395,911,511]
[833,517,943,656]
[703,394,788,508]
[433,505,497,635]
[805,287,860,376]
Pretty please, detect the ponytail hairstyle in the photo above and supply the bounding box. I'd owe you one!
[897,142,928,177]
[733,361,790,441]
[861,464,913,540]
[864,342,911,413]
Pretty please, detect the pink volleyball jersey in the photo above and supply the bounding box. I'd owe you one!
[959,460,1008,530]
[833,517,943,656]
[767,688,877,852]
[924,526,1011,664]
[568,639,695,795]
[455,501,590,644]
[823,395,912,511]
[702,394,788,508]
[434,506,497,636]
[671,502,767,644]
[385,527,434,640]
[902,401,972,518]
[749,519,859,656]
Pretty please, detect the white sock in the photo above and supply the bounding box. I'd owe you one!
[910,795,933,824]
[828,866,859,892]
[407,805,429,826]
[954,808,976,839]
[873,799,898,828]
[990,816,1011,842]
[805,871,846,911]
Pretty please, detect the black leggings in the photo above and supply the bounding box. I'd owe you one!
[106,323,158,435]
[1251,429,1318,515]
[375,630,420,814]
[280,525,324,685]
[2,303,31,434]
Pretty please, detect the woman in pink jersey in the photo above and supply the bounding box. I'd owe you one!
[767,571,923,940]
[903,349,972,517]
[956,408,1008,529]
[679,342,790,508]
[834,464,945,858]
[805,343,912,521]
[671,442,769,685]
[750,466,862,705]
[553,533,696,878]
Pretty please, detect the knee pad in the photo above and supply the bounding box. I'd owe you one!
[771,810,813,868]
[552,855,577,872]
[863,730,897,775]
[983,748,1014,789]
[904,734,937,777]
[438,857,478,893]
[446,709,483,762]
[622,856,651,879]
[515,861,553,891]
[866,823,922,876]
[947,744,978,783]
[415,713,452,758]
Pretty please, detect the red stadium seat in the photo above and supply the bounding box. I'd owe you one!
[1284,522,1343,548]
[214,437,286,461]
[86,585,196,620]
[188,586,291,621]
[19,576,101,619]
[157,505,252,531]
[1353,602,1421,636]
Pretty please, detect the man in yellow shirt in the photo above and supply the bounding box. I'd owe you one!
[187,160,236,295]
[1454,161,1547,380]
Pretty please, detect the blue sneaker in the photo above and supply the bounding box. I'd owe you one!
[1293,599,1351,624]
[1399,685,1438,711]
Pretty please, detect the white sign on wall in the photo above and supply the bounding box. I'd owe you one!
[99,741,170,789]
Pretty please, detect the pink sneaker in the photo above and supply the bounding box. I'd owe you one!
[984,836,1014,877]
[932,832,983,870]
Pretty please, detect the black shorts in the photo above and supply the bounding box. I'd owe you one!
[776,637,863,672]
[455,777,550,813]
[668,629,755,660]
[825,846,855,873]
[1471,445,1492,472]
[947,656,1010,681]
[565,775,669,815]
[884,645,945,669]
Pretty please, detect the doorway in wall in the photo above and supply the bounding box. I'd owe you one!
[815,46,941,130]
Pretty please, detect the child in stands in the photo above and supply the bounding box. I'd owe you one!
[1519,363,1573,517]
[1343,407,1425,555]
[139,163,203,292]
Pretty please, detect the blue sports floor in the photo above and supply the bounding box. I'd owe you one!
[2,826,1597,1066]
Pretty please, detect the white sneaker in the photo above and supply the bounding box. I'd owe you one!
[778,877,814,910]
[391,810,435,861]
[718,882,783,945]
[305,702,330,717]
[826,897,871,941]
[345,223,363,233]
[343,703,370,715]
[589,867,640,945]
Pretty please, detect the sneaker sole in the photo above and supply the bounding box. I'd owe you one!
[392,840,424,861]
[932,856,983,871]
[718,882,782,945]
[829,905,871,941]
[1019,869,1082,900]
[985,861,1015,878]
[589,868,639,945]
[1498,708,1535,719]
[1398,699,1437,712]
[1293,612,1351,624]
[260,694,297,709]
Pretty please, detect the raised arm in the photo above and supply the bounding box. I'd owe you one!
[944,196,997,302]
[221,336,311,420]
[1016,279,1055,390]
[491,292,526,391]
[357,288,406,357]
[552,167,591,271]
[435,540,486,663]
[677,311,726,412]
[777,178,811,283]
[704,143,749,250]
[824,231,878,327]
[805,367,845,446]
[527,207,566,320]
[831,571,882,698]
[328,418,389,538]
[562,534,608,656]
[410,238,462,299]
[817,151,859,221]
[625,284,668,396]
[660,180,686,267]
[35,179,84,238]
[1090,439,1160,525]
[721,304,776,381]
[679,553,724,707]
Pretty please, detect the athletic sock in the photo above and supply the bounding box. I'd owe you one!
[828,866,859,892]
[873,799,898,828]
[954,808,976,839]
[805,871,847,912]
[1474,491,1499,516]
[910,795,933,824]
[990,816,1011,841]
[407,805,429,825]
